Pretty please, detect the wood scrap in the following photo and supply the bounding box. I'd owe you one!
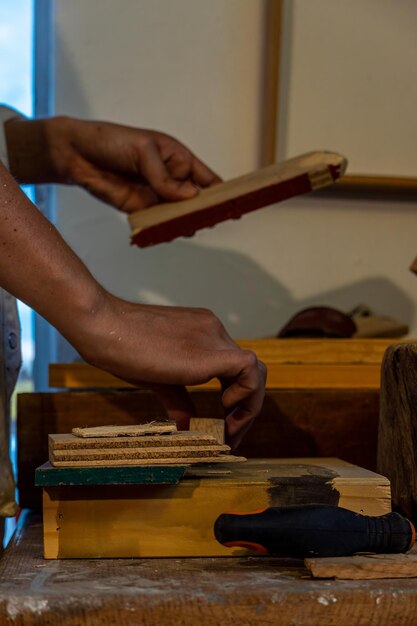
[190,417,224,444]
[305,550,417,580]
[49,427,242,468]
[72,422,177,437]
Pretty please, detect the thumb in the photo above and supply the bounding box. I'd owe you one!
[150,384,195,431]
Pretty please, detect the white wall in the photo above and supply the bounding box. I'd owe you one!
[280,0,417,176]
[53,0,417,344]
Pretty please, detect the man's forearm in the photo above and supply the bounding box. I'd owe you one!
[0,160,105,345]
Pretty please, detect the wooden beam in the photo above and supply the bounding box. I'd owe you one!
[378,343,417,523]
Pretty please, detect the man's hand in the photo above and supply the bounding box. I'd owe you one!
[70,295,267,450]
[5,117,221,212]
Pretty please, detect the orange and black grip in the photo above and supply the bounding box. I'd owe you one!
[214,504,415,558]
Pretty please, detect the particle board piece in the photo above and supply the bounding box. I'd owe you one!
[305,549,417,580]
[51,445,231,461]
[72,422,177,438]
[128,151,347,247]
[50,431,221,450]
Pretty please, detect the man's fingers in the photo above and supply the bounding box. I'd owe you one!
[139,141,198,201]
[221,352,264,409]
[151,383,195,431]
[220,357,267,450]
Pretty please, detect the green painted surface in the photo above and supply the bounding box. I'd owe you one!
[35,462,186,486]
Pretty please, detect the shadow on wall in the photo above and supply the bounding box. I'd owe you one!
[59,200,415,340]
[110,238,416,338]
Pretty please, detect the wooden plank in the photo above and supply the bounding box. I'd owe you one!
[49,339,409,390]
[6,512,417,626]
[128,152,346,247]
[42,458,390,558]
[50,432,222,450]
[17,389,380,510]
[378,343,417,523]
[72,423,177,437]
[306,550,417,580]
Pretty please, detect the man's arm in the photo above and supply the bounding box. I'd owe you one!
[0,162,265,446]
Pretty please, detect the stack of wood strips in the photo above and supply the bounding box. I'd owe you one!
[48,422,245,467]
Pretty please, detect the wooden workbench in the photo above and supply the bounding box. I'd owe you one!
[1,512,417,625]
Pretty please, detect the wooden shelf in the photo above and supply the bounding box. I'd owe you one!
[48,339,410,391]
[334,174,417,194]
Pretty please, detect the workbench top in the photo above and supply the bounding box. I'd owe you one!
[1,512,417,625]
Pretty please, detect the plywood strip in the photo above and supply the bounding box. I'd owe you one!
[50,455,246,467]
[51,445,230,461]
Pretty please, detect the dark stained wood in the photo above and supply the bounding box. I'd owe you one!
[378,343,417,522]
[18,389,379,510]
[35,462,186,487]
[2,512,417,625]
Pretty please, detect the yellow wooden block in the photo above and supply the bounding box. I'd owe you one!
[42,458,391,559]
